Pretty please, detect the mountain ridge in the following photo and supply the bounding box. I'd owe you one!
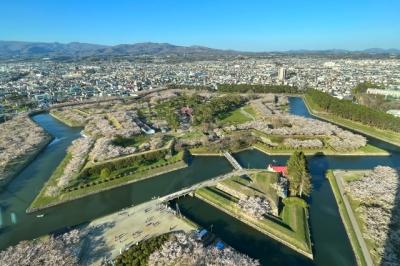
[0,40,399,58]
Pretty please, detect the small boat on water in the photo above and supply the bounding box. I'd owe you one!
[36,214,45,218]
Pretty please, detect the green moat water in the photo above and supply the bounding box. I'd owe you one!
[1,97,399,266]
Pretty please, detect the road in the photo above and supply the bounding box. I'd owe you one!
[334,171,373,266]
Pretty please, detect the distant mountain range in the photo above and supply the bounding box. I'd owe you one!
[0,40,399,59]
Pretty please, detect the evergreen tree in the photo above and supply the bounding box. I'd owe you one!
[286,151,312,197]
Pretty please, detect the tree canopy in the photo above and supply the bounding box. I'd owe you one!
[351,81,382,95]
[306,89,400,132]
[286,151,312,197]
[218,84,299,94]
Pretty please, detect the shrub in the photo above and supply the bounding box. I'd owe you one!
[100,168,111,179]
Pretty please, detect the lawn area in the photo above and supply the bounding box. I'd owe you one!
[177,130,205,141]
[303,95,400,147]
[326,170,368,266]
[29,151,187,211]
[251,172,279,203]
[251,129,388,156]
[242,105,257,118]
[195,183,312,258]
[73,109,89,117]
[253,140,388,156]
[106,114,122,129]
[342,171,365,182]
[111,134,150,148]
[50,110,84,127]
[189,146,221,155]
[333,170,381,265]
[220,172,279,208]
[219,107,253,124]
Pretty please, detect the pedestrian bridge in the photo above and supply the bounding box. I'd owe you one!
[159,168,258,203]
[223,151,243,170]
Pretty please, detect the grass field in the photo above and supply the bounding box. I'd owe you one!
[188,146,221,155]
[242,105,257,118]
[253,141,388,156]
[219,172,279,209]
[106,114,122,129]
[219,107,253,124]
[326,170,368,266]
[29,151,187,211]
[195,180,312,257]
[111,134,150,148]
[50,110,84,127]
[303,95,400,147]
[332,170,382,265]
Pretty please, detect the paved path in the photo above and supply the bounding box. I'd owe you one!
[80,200,193,265]
[334,171,373,266]
[240,107,256,121]
[79,168,257,265]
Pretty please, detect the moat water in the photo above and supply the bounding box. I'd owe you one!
[0,97,399,265]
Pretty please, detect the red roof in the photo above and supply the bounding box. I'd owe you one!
[180,106,193,116]
[267,164,288,177]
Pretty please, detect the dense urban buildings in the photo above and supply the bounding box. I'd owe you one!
[1,0,400,264]
[1,56,400,118]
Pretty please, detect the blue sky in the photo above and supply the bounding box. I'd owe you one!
[0,0,399,51]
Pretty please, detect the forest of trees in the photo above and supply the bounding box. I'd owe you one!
[166,84,214,91]
[156,93,246,127]
[115,233,170,266]
[217,84,299,94]
[306,89,400,132]
[286,151,312,197]
[193,94,246,124]
[351,81,382,94]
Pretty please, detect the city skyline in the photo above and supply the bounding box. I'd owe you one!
[1,0,400,51]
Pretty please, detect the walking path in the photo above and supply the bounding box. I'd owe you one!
[334,171,373,266]
[79,168,255,265]
[79,200,193,265]
[240,107,256,121]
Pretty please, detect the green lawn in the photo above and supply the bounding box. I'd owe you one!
[220,172,279,207]
[177,130,205,141]
[29,151,187,211]
[50,110,84,127]
[73,109,89,117]
[111,134,150,148]
[342,171,365,182]
[326,170,368,266]
[189,146,221,155]
[219,107,253,124]
[242,105,257,119]
[253,141,388,156]
[195,183,312,257]
[336,170,381,265]
[29,152,74,209]
[106,114,122,129]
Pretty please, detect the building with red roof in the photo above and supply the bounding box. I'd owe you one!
[267,164,288,177]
